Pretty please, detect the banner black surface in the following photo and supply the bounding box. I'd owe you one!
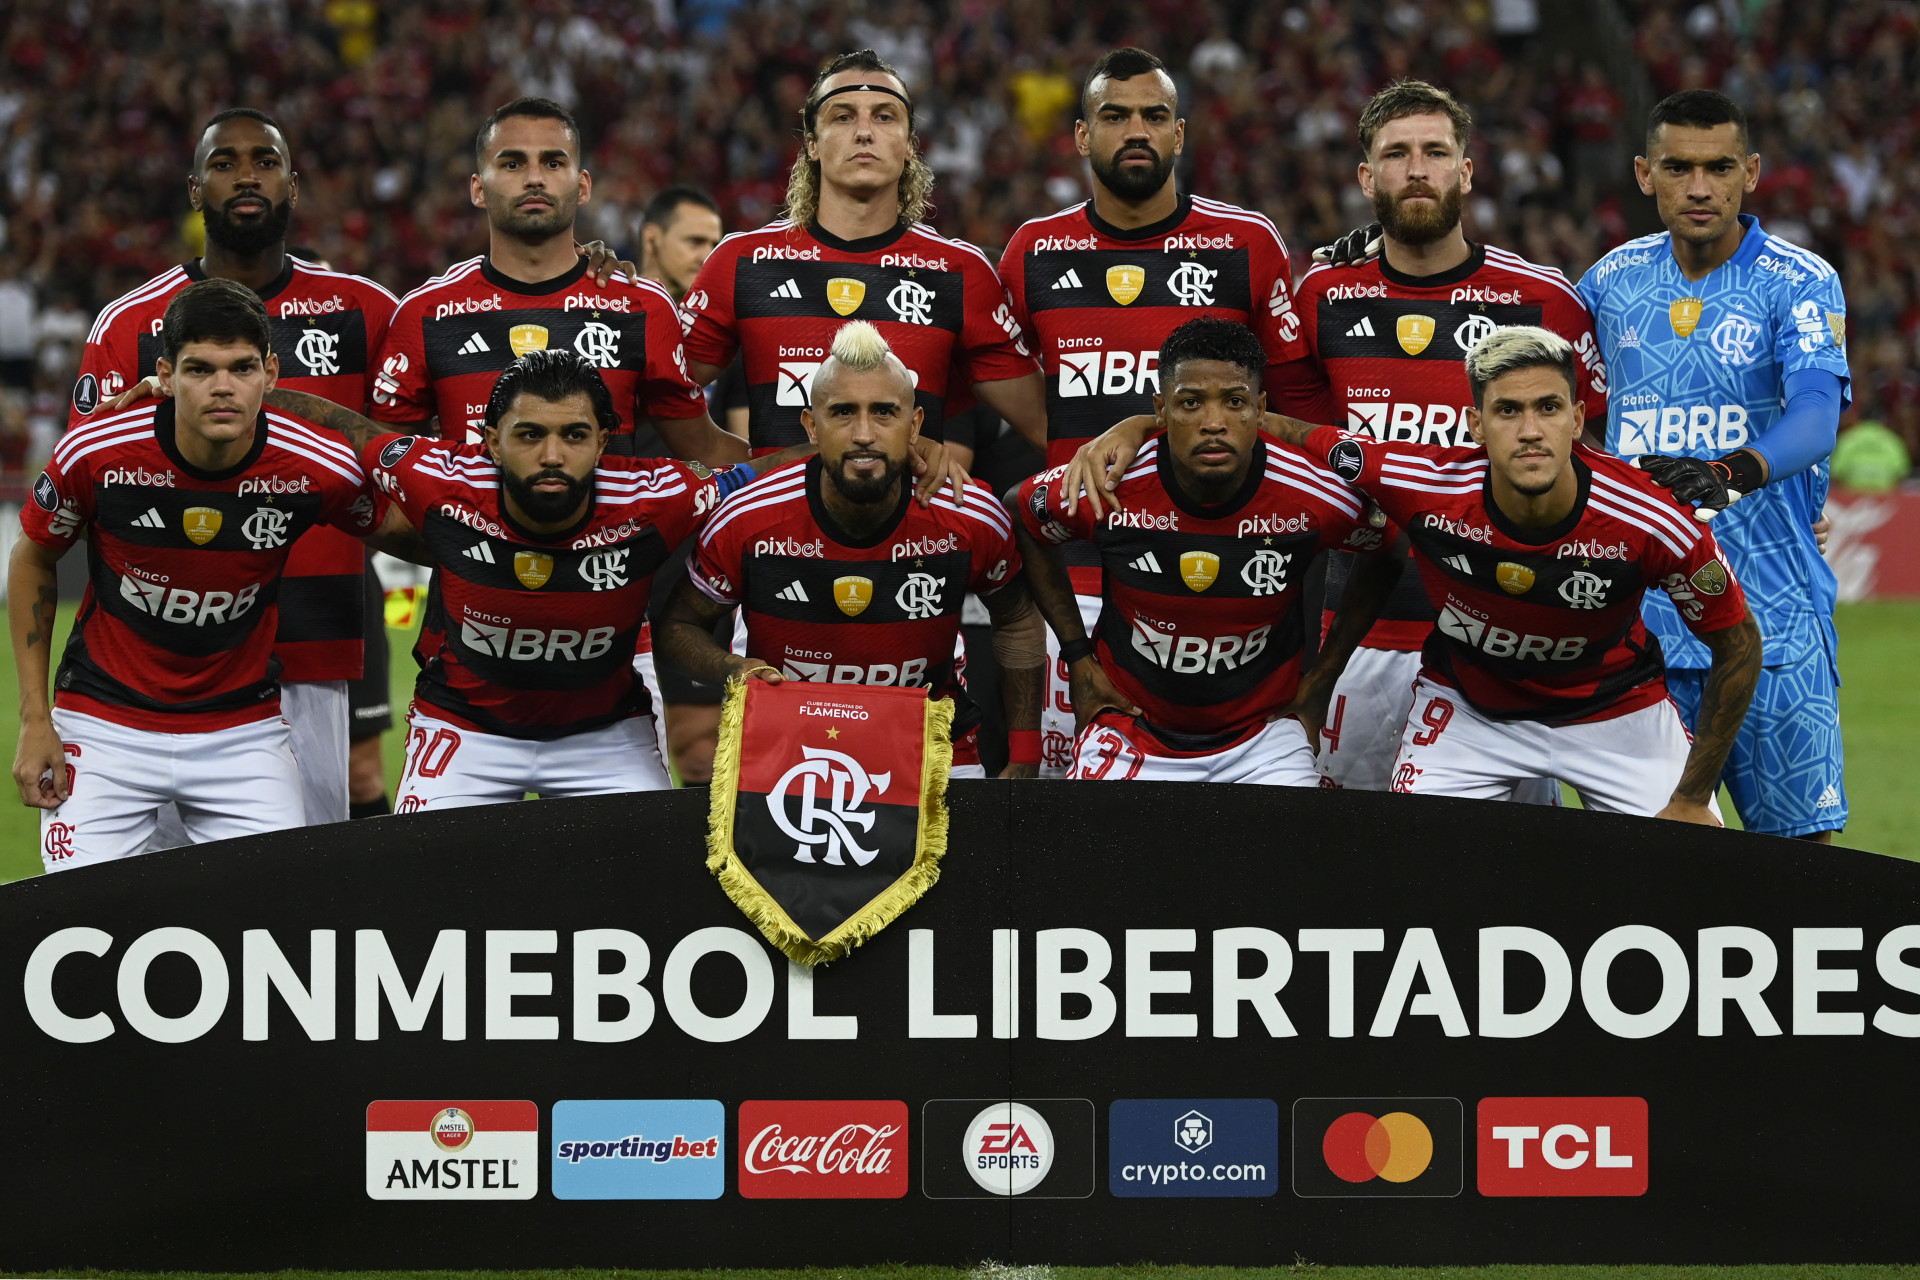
[2,783,1917,1268]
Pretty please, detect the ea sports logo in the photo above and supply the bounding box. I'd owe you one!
[430,1106,476,1152]
[963,1102,1053,1196]
[1322,1110,1433,1184]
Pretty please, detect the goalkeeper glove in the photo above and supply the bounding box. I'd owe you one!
[1633,449,1767,520]
[1312,222,1383,268]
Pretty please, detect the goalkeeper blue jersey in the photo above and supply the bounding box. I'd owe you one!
[1577,215,1850,669]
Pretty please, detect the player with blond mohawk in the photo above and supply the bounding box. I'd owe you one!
[660,321,1047,778]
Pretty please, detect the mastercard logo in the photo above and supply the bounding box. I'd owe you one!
[1321,1111,1433,1183]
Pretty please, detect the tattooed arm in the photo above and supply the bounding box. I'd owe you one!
[9,536,69,808]
[1005,493,1139,732]
[981,576,1046,779]
[264,388,391,452]
[1657,609,1762,826]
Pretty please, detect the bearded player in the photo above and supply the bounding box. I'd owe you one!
[659,322,1046,778]
[10,280,424,868]
[73,108,398,832]
[1011,318,1398,784]
[1276,327,1760,819]
[997,47,1324,775]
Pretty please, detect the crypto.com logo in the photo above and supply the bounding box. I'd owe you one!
[768,747,892,865]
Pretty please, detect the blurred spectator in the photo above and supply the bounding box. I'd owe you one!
[0,257,33,389]
[1831,419,1913,493]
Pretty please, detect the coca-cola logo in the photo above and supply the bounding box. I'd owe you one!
[737,1100,909,1199]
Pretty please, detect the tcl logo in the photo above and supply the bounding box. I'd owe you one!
[737,1100,908,1199]
[1477,1097,1647,1197]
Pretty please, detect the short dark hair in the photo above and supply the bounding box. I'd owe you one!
[1357,79,1473,157]
[196,107,287,166]
[1646,88,1750,154]
[1157,316,1267,389]
[802,49,915,132]
[644,185,720,231]
[161,278,272,363]
[476,97,582,166]
[1081,47,1172,120]
[483,349,619,436]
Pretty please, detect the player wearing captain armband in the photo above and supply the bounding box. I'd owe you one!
[659,322,1047,778]
[1577,89,1850,841]
[1010,318,1402,785]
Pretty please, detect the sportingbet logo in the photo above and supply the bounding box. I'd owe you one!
[1437,603,1587,661]
[1478,1097,1647,1197]
[120,575,260,627]
[1058,349,1159,398]
[552,1099,724,1201]
[1132,619,1272,674]
[367,1100,537,1200]
[99,467,176,488]
[1618,405,1750,455]
[738,1100,909,1199]
[1347,402,1474,447]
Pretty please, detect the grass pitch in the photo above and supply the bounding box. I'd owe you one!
[0,601,1914,883]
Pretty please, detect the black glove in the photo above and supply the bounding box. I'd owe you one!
[1634,450,1765,519]
[1311,221,1383,268]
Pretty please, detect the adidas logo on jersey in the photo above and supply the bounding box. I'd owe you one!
[1617,325,1642,349]
[1129,551,1163,573]
[1051,269,1085,290]
[1816,785,1843,809]
[776,580,810,602]
[770,279,802,299]
[463,543,496,563]
[1346,317,1377,337]
[134,508,165,529]
[458,333,490,355]
[1441,553,1473,574]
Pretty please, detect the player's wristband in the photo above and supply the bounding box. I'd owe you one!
[1007,730,1041,765]
[1058,637,1097,666]
[1715,449,1767,495]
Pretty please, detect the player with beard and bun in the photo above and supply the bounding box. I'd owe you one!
[71,108,398,833]
[659,323,1047,779]
[997,47,1323,777]
[678,50,1047,462]
[1012,319,1398,785]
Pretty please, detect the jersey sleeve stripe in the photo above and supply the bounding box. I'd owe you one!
[1004,203,1092,244]
[85,268,188,345]
[907,224,1000,273]
[1482,248,1587,303]
[1587,472,1699,545]
[1268,471,1361,519]
[270,416,362,466]
[59,428,164,471]
[1265,451,1366,512]
[292,261,403,304]
[1189,196,1285,241]
[270,437,365,487]
[394,256,485,309]
[1585,494,1688,558]
[700,479,808,541]
[1381,451,1488,474]
[1762,237,1834,278]
[688,562,736,604]
[53,407,165,465]
[1381,476,1483,496]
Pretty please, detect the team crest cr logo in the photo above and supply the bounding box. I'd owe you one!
[1453,313,1498,354]
[509,324,550,357]
[833,575,874,616]
[44,821,75,863]
[513,550,554,589]
[1495,562,1536,595]
[1557,570,1611,609]
[894,571,946,619]
[1396,314,1436,355]
[242,505,293,550]
[827,278,866,317]
[1710,313,1760,365]
[578,547,630,591]
[182,506,223,545]
[1166,261,1218,306]
[1669,297,1704,338]
[1106,265,1145,306]
[293,327,341,376]
[1180,550,1220,592]
[1241,549,1291,596]
[768,746,892,865]
[572,321,622,367]
[887,279,936,325]
[430,1107,476,1152]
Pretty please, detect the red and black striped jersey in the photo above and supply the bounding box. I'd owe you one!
[687,458,1019,736]
[1298,243,1608,651]
[1306,425,1746,724]
[364,433,740,740]
[67,255,399,682]
[22,400,378,732]
[999,195,1310,469]
[370,255,705,447]
[680,219,1037,454]
[1015,435,1385,744]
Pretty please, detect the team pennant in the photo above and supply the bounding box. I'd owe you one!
[707,678,953,966]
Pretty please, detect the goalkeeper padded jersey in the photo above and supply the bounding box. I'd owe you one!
[1577,215,1849,668]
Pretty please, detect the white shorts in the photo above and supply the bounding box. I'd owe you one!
[1041,590,1105,779]
[1389,675,1714,818]
[394,706,672,811]
[43,709,305,872]
[1068,714,1321,785]
[283,679,349,825]
[631,628,672,772]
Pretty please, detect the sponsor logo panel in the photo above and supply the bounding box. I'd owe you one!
[922,1098,1095,1199]
[1477,1096,1648,1197]
[1291,1097,1463,1198]
[366,1099,537,1200]
[1109,1098,1278,1198]
[551,1099,724,1200]
[738,1099,908,1199]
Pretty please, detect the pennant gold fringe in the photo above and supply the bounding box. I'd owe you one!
[706,677,955,966]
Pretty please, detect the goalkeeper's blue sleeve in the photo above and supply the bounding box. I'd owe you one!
[1750,368,1843,483]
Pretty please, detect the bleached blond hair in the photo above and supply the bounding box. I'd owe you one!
[1465,325,1577,407]
[810,320,916,404]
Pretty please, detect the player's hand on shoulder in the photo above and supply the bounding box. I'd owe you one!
[13,717,69,810]
[908,435,969,506]
[98,375,160,416]
[1311,221,1383,268]
[1063,414,1156,518]
[1654,796,1724,827]
[576,239,638,288]
[1631,454,1745,521]
[1066,655,1140,734]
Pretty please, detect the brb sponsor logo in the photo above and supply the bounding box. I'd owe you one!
[1058,349,1160,397]
[1109,1098,1278,1198]
[551,1099,723,1200]
[738,1100,908,1198]
[1291,1097,1463,1197]
[922,1098,1095,1199]
[1477,1096,1647,1197]
[366,1100,537,1200]
[1618,404,1750,455]
[1347,402,1475,447]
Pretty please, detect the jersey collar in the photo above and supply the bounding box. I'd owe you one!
[805,454,911,548]
[1725,213,1765,268]
[1085,193,1194,242]
[1157,432,1267,518]
[1484,453,1592,547]
[807,221,909,254]
[480,254,589,295]
[1377,241,1486,290]
[185,255,297,302]
[154,398,272,481]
